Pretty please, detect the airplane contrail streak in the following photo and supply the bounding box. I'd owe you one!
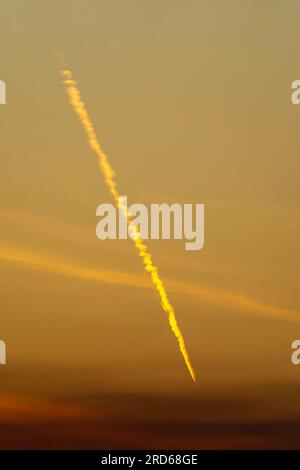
[59,63,196,382]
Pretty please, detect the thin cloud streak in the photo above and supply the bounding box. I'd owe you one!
[0,244,299,323]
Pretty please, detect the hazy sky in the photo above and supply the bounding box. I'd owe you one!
[0,0,300,448]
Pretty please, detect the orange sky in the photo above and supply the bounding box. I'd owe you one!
[1,0,300,448]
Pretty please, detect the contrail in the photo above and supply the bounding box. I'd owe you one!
[59,63,196,382]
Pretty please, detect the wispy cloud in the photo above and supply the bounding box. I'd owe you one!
[0,390,300,449]
[0,244,299,323]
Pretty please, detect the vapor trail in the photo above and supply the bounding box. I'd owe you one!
[60,65,196,382]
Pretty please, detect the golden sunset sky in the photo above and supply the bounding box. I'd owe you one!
[0,0,300,448]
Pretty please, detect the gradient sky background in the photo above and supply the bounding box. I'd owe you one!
[1,0,300,448]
